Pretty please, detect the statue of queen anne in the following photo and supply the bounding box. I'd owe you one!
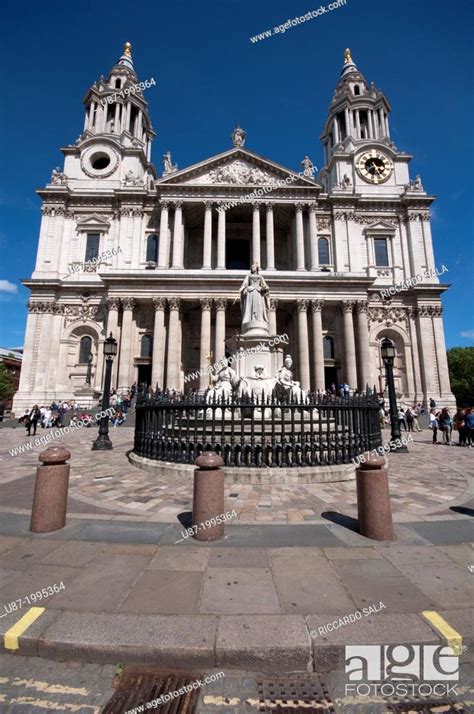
[239,263,270,334]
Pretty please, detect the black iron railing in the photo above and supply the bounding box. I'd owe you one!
[133,391,382,468]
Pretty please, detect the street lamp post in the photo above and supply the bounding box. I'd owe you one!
[92,333,117,451]
[381,337,408,452]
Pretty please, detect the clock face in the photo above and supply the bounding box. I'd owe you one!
[356,150,393,184]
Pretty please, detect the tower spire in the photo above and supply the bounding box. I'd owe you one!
[341,47,358,77]
[117,41,135,73]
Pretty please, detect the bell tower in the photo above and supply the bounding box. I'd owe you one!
[319,49,412,195]
[61,42,156,189]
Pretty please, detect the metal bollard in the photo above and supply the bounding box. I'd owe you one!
[356,453,395,540]
[30,446,71,533]
[192,452,225,542]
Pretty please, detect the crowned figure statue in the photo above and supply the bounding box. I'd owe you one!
[239,263,270,335]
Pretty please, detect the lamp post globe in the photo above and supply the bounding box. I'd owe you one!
[381,337,408,452]
[92,332,117,451]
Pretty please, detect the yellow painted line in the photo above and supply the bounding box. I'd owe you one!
[421,610,463,655]
[4,607,45,651]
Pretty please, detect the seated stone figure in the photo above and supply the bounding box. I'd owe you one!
[206,363,239,404]
[249,365,275,402]
[274,354,307,403]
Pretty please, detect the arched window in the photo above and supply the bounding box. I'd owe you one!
[354,85,360,95]
[146,234,159,263]
[323,336,334,360]
[115,78,121,89]
[141,334,153,358]
[318,237,330,265]
[79,336,92,364]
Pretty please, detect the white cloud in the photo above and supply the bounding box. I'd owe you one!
[460,330,474,340]
[0,280,18,294]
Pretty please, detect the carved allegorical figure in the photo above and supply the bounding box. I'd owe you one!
[239,263,270,334]
[275,354,306,402]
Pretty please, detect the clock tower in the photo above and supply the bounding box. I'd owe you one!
[319,49,412,196]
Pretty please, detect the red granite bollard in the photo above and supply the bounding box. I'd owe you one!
[356,453,395,540]
[30,446,71,533]
[192,452,225,542]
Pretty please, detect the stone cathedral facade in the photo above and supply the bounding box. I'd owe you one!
[13,44,455,412]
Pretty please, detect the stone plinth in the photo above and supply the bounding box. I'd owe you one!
[227,332,284,384]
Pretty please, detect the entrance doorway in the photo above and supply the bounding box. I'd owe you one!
[137,364,152,389]
[226,239,250,269]
[324,366,338,390]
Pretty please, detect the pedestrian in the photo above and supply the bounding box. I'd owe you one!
[429,408,439,444]
[405,407,414,432]
[397,407,407,431]
[464,407,474,447]
[429,397,436,409]
[412,404,422,432]
[453,408,467,446]
[27,405,41,436]
[438,408,453,445]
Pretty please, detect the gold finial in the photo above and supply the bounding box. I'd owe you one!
[344,48,352,64]
[124,42,132,57]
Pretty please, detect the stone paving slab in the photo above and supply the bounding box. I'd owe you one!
[200,567,281,615]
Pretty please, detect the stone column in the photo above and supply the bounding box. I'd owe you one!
[34,303,56,392]
[215,298,227,364]
[295,204,306,271]
[407,307,422,400]
[311,300,325,391]
[157,201,170,269]
[106,297,120,388]
[432,306,453,397]
[202,202,213,269]
[151,298,166,389]
[171,201,183,268]
[342,300,357,388]
[269,298,278,336]
[252,203,261,266]
[308,204,318,271]
[296,300,310,391]
[265,203,275,270]
[166,298,181,390]
[199,298,212,391]
[117,298,135,390]
[217,205,226,269]
[17,303,40,394]
[355,111,361,139]
[355,301,372,391]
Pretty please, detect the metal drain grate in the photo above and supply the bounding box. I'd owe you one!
[386,703,467,713]
[256,675,335,712]
[102,667,200,714]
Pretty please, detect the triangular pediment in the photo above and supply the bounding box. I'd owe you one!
[156,148,319,189]
[363,220,397,233]
[75,214,111,231]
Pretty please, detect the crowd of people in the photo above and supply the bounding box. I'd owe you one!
[18,386,140,437]
[429,404,473,447]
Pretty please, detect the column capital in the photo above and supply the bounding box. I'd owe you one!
[215,297,227,310]
[295,203,305,213]
[106,297,121,311]
[204,201,214,210]
[355,299,369,314]
[252,202,261,210]
[308,203,318,213]
[159,199,170,208]
[432,305,443,317]
[172,200,183,209]
[341,300,356,314]
[311,299,324,313]
[152,297,167,310]
[296,299,309,313]
[264,201,275,210]
[216,201,227,213]
[200,297,212,311]
[122,297,136,311]
[168,297,181,310]
[270,298,279,311]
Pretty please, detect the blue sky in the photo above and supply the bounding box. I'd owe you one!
[0,0,473,348]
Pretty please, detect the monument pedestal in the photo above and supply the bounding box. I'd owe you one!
[228,331,284,383]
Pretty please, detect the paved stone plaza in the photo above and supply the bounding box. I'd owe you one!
[1,425,472,523]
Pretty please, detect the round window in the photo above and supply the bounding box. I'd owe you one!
[91,153,111,170]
